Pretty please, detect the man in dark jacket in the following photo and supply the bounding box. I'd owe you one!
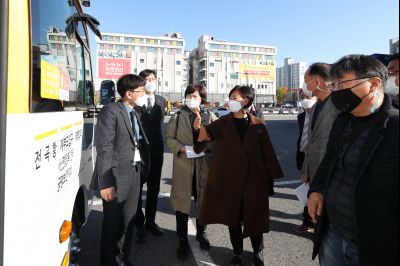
[308,55,399,266]
[134,69,167,243]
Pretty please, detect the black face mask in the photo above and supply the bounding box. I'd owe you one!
[330,79,372,113]
[330,89,362,113]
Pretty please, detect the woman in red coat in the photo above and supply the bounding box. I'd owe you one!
[194,86,284,266]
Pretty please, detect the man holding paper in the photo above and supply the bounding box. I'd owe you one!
[164,84,217,260]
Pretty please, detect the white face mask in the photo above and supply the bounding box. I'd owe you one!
[302,82,313,97]
[185,98,201,109]
[228,100,243,112]
[385,76,399,96]
[300,98,317,109]
[145,81,157,93]
[134,95,148,107]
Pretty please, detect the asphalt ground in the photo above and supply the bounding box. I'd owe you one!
[79,114,318,266]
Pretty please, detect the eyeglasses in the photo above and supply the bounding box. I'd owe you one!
[305,78,316,84]
[129,89,144,94]
[328,77,372,91]
[388,70,399,76]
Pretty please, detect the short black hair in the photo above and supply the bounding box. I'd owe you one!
[331,54,388,88]
[139,69,157,79]
[229,85,254,109]
[116,74,146,97]
[184,84,207,104]
[308,63,332,81]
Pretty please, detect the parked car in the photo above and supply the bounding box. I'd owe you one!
[279,106,290,114]
[213,107,230,117]
[262,108,272,114]
[272,108,280,114]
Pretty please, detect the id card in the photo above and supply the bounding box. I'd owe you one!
[134,149,141,162]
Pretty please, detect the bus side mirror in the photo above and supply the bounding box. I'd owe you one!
[100,80,116,105]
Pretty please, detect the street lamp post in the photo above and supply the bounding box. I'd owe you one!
[156,69,163,97]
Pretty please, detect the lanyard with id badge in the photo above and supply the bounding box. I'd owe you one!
[130,111,142,163]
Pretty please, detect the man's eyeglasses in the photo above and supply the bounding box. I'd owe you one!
[388,71,399,76]
[129,89,144,94]
[328,77,372,91]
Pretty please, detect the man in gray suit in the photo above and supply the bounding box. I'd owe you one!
[301,63,340,184]
[91,74,149,266]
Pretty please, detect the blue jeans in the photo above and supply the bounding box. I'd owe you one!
[319,225,360,266]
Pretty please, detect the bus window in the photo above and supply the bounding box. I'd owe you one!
[31,0,81,112]
[74,18,94,108]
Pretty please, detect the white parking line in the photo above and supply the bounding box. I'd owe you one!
[187,218,218,266]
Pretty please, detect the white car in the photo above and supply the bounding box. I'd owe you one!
[213,107,230,117]
[272,109,280,114]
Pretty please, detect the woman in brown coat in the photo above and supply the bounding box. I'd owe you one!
[194,86,283,266]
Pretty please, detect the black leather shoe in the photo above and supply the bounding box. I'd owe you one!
[229,255,243,266]
[196,232,211,251]
[177,237,189,261]
[135,225,146,244]
[145,222,164,237]
[253,251,264,266]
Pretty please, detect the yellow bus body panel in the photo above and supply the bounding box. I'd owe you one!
[7,0,30,114]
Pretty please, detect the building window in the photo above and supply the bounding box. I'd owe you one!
[140,59,144,63]
[176,60,181,65]
[209,62,214,67]
[176,71,181,76]
[165,81,168,87]
[210,73,215,77]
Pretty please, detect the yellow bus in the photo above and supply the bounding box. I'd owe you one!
[0,0,101,265]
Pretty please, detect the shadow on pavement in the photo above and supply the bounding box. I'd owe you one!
[207,247,253,266]
[78,209,198,266]
[270,219,314,241]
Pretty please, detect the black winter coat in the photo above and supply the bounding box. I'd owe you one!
[309,95,399,266]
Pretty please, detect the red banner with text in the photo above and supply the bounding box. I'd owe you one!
[98,58,131,79]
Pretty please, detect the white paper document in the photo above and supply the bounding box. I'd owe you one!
[185,145,205,159]
[295,183,310,207]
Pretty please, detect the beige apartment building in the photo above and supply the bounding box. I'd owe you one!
[96,32,189,102]
[190,35,277,106]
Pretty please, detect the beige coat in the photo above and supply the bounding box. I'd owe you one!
[302,97,340,182]
[165,107,218,215]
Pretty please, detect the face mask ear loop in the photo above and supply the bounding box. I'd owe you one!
[369,91,380,113]
[316,85,330,92]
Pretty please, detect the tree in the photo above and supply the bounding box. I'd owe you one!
[276,87,288,105]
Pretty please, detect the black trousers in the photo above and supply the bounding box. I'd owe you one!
[228,227,264,255]
[135,152,163,226]
[101,165,140,266]
[176,212,205,238]
[175,170,205,238]
[228,199,264,255]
